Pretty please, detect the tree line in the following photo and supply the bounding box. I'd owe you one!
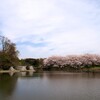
[43,54,100,70]
[20,58,44,67]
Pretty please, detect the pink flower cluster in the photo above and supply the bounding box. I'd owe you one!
[43,54,100,69]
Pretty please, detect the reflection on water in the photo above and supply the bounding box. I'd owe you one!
[0,73,18,100]
[9,72,15,76]
[0,72,100,100]
[21,72,27,77]
[29,71,34,76]
[17,72,43,77]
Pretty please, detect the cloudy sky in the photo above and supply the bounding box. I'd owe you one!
[0,0,100,58]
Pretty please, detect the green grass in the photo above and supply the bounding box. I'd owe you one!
[82,66,100,72]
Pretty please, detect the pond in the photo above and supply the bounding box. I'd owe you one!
[0,71,100,100]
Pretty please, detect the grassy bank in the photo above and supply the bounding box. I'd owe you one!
[82,67,100,72]
[43,66,100,73]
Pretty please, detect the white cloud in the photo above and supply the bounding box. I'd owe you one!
[0,0,100,58]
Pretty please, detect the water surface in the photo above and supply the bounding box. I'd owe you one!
[0,71,100,100]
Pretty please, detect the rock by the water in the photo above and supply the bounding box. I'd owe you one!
[9,67,15,71]
[21,66,27,71]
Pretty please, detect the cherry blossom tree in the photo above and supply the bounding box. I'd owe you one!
[43,54,100,69]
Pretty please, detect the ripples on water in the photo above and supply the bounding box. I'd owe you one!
[0,71,100,100]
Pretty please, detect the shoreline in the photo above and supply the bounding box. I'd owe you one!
[0,70,35,73]
[0,69,100,73]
